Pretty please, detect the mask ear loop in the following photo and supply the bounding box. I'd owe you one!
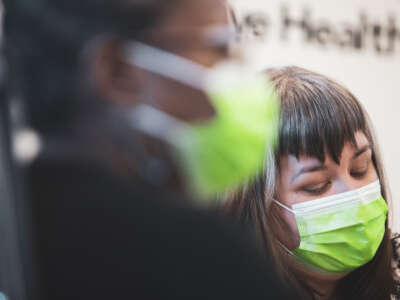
[129,104,189,146]
[122,41,209,152]
[271,200,297,255]
[272,199,296,214]
[123,41,208,91]
[121,41,208,187]
[276,239,295,256]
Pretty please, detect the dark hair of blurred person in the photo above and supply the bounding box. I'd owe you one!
[2,0,290,299]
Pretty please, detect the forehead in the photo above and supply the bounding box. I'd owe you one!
[280,131,370,172]
[161,0,228,27]
[148,0,232,52]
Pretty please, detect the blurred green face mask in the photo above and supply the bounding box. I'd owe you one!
[124,41,279,198]
[274,180,387,273]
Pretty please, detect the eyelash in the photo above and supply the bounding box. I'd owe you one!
[302,181,331,195]
[301,160,371,194]
[350,161,370,178]
[350,168,368,178]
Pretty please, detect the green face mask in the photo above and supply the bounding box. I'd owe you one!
[274,180,388,273]
[125,42,279,198]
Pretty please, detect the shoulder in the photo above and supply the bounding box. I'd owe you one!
[27,155,287,300]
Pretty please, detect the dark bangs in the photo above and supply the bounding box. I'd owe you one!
[267,66,367,164]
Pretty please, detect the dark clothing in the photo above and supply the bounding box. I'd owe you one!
[27,153,288,300]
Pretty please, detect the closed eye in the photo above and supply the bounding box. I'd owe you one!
[302,181,331,195]
[350,168,368,178]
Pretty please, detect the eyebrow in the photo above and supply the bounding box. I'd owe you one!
[290,145,371,183]
[291,165,327,183]
[353,145,371,159]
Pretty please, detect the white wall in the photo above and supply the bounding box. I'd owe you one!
[230,0,400,231]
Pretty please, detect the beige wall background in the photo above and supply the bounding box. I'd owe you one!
[230,0,400,231]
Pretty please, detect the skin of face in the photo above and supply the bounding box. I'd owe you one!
[91,0,231,123]
[88,0,231,190]
[273,131,378,285]
[140,0,231,122]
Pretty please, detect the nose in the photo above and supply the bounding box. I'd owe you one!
[333,177,365,195]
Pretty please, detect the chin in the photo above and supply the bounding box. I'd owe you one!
[290,257,351,281]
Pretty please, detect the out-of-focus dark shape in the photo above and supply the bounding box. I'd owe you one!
[0,56,26,300]
[2,0,292,299]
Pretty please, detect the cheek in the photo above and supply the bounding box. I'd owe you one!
[282,210,301,250]
[271,205,301,250]
[147,77,215,122]
[367,163,379,181]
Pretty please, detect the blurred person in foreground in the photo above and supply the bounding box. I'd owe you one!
[2,0,289,299]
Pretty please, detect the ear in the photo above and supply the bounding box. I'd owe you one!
[87,37,146,106]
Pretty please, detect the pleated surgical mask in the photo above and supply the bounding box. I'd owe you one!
[123,41,280,198]
[273,180,387,273]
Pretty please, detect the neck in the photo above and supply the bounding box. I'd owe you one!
[295,263,346,300]
[280,249,345,300]
[305,274,338,300]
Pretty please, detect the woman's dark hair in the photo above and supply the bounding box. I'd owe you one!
[3,0,176,134]
[223,66,399,299]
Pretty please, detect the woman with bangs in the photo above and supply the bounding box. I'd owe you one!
[222,66,400,300]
